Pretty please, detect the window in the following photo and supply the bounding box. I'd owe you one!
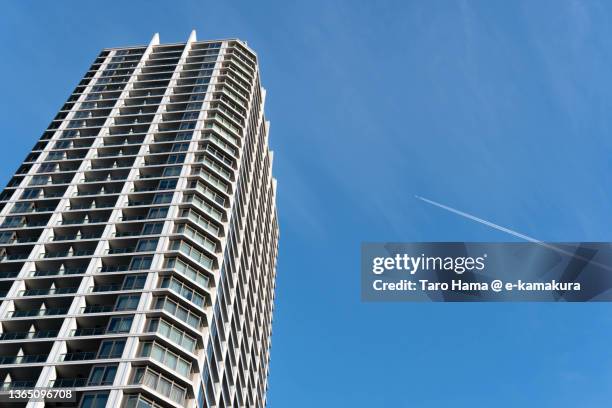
[88,365,117,386]
[129,256,152,270]
[60,129,79,139]
[160,276,206,307]
[68,120,86,128]
[171,142,189,152]
[115,295,140,311]
[47,151,65,160]
[189,93,205,102]
[165,258,210,288]
[162,166,181,177]
[182,112,199,120]
[123,274,147,290]
[98,340,125,359]
[29,175,49,186]
[154,297,200,328]
[1,217,23,228]
[178,122,195,131]
[107,316,133,333]
[175,132,193,141]
[141,222,163,235]
[139,342,191,376]
[0,232,14,244]
[38,163,57,173]
[147,207,168,219]
[131,367,186,404]
[166,154,185,164]
[136,239,158,252]
[10,202,32,213]
[20,189,41,200]
[80,392,109,408]
[171,240,214,269]
[158,179,177,190]
[54,140,72,149]
[152,193,173,204]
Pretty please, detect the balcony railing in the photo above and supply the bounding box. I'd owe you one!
[0,329,59,340]
[0,380,37,391]
[81,305,113,314]
[100,265,131,273]
[70,327,105,337]
[19,287,78,296]
[89,284,122,293]
[60,351,96,362]
[0,354,48,364]
[49,378,87,388]
[31,267,87,277]
[8,307,69,318]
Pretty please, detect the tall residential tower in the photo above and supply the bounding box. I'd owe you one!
[0,31,279,408]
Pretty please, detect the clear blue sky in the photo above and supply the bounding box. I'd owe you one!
[2,1,612,407]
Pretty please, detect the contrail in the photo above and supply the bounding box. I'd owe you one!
[415,195,612,272]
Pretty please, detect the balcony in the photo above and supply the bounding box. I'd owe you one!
[0,354,47,365]
[31,267,87,277]
[50,378,87,388]
[9,307,69,318]
[81,305,114,314]
[60,351,96,362]
[0,329,59,341]
[18,287,78,297]
[90,282,123,293]
[0,380,37,391]
[70,327,105,337]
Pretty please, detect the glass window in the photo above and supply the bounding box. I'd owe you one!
[102,366,117,385]
[88,365,116,386]
[129,256,152,270]
[147,207,168,219]
[136,239,158,252]
[98,340,125,358]
[107,316,133,333]
[141,222,163,235]
[21,189,41,199]
[182,112,199,120]
[171,142,189,151]
[30,175,49,186]
[47,151,65,160]
[123,274,146,290]
[158,179,177,190]
[88,367,104,386]
[1,216,23,228]
[11,202,32,213]
[38,163,57,172]
[80,392,109,408]
[162,166,181,177]
[0,232,14,244]
[152,193,173,204]
[115,295,140,311]
[151,344,164,361]
[166,154,185,164]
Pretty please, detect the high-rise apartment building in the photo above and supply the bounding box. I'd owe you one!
[0,31,279,408]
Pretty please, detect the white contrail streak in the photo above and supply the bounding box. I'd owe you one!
[415,195,540,242]
[415,195,612,272]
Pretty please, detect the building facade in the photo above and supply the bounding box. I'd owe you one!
[0,31,279,408]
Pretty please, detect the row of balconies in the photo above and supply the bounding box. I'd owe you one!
[19,142,236,183]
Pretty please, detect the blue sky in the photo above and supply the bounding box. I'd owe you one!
[2,1,612,406]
